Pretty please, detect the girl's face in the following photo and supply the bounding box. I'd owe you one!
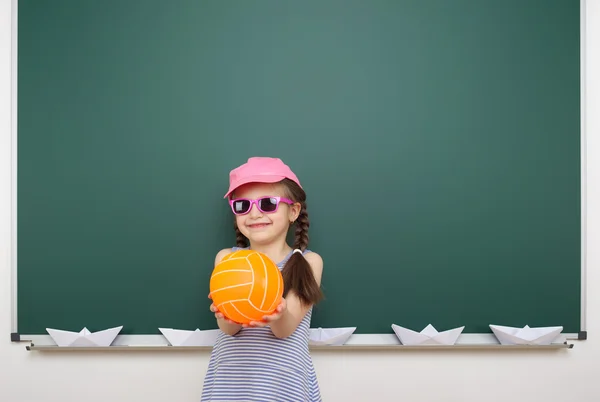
[230,182,301,246]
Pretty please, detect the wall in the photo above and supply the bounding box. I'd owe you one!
[1,1,599,401]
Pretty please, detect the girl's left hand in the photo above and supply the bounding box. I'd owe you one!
[243,298,287,328]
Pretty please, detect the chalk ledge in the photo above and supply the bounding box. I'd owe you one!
[25,342,573,352]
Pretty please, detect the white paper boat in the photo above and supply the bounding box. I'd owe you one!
[391,324,464,345]
[309,327,356,346]
[158,328,220,346]
[489,325,563,345]
[46,326,123,347]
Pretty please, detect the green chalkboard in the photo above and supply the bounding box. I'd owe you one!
[17,0,581,335]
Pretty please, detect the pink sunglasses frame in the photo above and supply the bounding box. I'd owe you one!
[229,196,295,215]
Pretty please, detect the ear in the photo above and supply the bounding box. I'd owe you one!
[288,202,301,223]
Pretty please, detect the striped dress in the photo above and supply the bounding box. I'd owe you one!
[201,247,322,402]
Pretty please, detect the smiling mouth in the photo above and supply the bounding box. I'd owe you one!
[248,223,270,229]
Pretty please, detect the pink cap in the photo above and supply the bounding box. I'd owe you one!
[224,157,302,198]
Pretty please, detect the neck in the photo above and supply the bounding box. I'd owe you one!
[248,239,292,265]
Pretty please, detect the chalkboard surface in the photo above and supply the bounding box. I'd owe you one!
[17,0,581,335]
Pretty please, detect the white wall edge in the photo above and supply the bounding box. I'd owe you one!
[580,0,588,334]
[10,0,17,333]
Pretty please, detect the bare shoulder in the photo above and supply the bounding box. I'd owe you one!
[304,251,323,267]
[304,251,324,277]
[214,248,233,265]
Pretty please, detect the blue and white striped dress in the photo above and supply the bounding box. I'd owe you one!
[201,247,322,402]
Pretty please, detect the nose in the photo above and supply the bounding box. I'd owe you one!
[247,202,263,218]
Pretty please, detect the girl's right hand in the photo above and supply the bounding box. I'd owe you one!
[208,294,238,325]
[209,302,223,319]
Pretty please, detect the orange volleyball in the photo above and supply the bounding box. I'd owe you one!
[209,249,284,324]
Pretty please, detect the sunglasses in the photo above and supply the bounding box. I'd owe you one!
[229,196,295,215]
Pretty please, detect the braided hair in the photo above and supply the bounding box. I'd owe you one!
[280,179,322,306]
[234,224,248,248]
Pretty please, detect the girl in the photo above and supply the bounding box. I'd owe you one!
[201,157,324,402]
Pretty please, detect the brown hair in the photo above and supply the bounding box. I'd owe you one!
[233,178,323,306]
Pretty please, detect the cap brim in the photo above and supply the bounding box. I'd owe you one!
[223,174,286,198]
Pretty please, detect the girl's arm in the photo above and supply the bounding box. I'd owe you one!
[261,252,324,339]
[209,248,243,336]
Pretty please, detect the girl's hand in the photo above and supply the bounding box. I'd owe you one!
[208,293,238,325]
[243,298,287,328]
